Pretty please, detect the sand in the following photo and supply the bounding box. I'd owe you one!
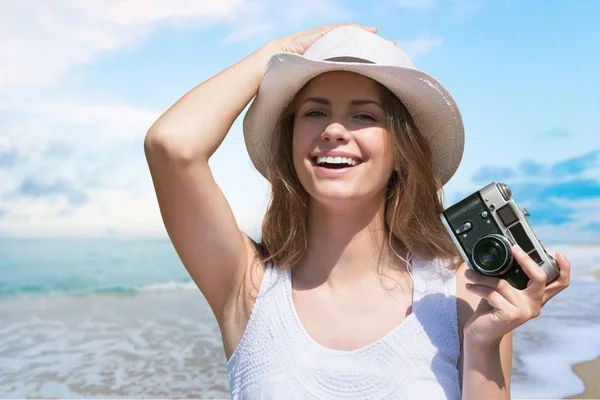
[567,356,600,399]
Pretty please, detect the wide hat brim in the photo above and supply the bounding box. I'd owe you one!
[243,50,464,187]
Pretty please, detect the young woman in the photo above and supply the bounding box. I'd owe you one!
[144,23,571,399]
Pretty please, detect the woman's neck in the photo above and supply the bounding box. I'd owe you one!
[293,195,404,289]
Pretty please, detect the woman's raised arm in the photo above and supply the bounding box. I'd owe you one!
[143,23,378,322]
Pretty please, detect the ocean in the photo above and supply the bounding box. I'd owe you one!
[0,238,599,399]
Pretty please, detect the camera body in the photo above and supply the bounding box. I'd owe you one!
[441,182,560,290]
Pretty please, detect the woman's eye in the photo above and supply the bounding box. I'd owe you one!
[303,111,376,121]
[355,114,376,121]
[305,110,325,117]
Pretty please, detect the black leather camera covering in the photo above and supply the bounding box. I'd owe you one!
[444,193,530,289]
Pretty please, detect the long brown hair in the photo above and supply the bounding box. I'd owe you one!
[253,73,460,271]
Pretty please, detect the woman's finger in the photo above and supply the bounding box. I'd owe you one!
[541,251,571,305]
[554,251,571,286]
[465,283,516,312]
[465,268,521,306]
[511,245,547,292]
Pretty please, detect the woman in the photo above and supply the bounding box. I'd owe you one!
[144,23,571,399]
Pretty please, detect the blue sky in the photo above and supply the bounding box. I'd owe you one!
[0,0,598,244]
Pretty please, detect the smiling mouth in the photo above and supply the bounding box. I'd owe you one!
[310,156,363,169]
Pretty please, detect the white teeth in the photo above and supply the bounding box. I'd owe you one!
[315,156,359,166]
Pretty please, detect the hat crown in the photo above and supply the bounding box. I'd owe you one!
[304,26,416,69]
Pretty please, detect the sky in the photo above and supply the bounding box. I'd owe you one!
[0,0,598,244]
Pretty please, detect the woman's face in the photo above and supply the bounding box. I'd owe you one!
[292,71,395,206]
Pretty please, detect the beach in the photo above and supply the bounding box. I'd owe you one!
[0,238,599,399]
[568,357,600,399]
[566,246,600,400]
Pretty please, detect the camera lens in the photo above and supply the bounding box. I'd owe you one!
[472,235,513,275]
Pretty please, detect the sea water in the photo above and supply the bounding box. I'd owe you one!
[0,238,599,399]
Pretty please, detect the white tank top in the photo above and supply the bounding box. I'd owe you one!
[226,253,461,399]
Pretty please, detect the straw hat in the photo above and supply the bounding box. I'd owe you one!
[243,26,464,186]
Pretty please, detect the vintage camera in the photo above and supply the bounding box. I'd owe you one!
[441,182,560,290]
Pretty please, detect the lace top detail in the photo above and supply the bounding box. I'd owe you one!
[226,254,461,399]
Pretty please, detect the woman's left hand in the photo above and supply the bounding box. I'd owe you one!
[463,245,571,346]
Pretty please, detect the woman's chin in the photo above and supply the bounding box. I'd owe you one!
[297,167,388,204]
[308,185,377,205]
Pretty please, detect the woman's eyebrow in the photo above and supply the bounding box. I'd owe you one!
[351,99,382,107]
[300,97,383,108]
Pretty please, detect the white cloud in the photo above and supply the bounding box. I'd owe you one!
[0,101,157,207]
[535,224,600,245]
[98,0,243,25]
[391,0,482,22]
[512,193,600,246]
[225,23,277,43]
[398,37,444,58]
[285,0,351,27]
[0,131,271,238]
[1,101,158,161]
[0,99,270,238]
[222,0,351,44]
[0,0,245,91]
[0,0,355,91]
[37,102,160,143]
[0,189,163,237]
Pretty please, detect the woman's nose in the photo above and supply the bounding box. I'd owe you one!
[321,123,350,142]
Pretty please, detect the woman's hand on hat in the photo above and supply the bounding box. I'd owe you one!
[269,23,378,56]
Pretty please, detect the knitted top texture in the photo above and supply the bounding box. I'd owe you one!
[226,253,462,399]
